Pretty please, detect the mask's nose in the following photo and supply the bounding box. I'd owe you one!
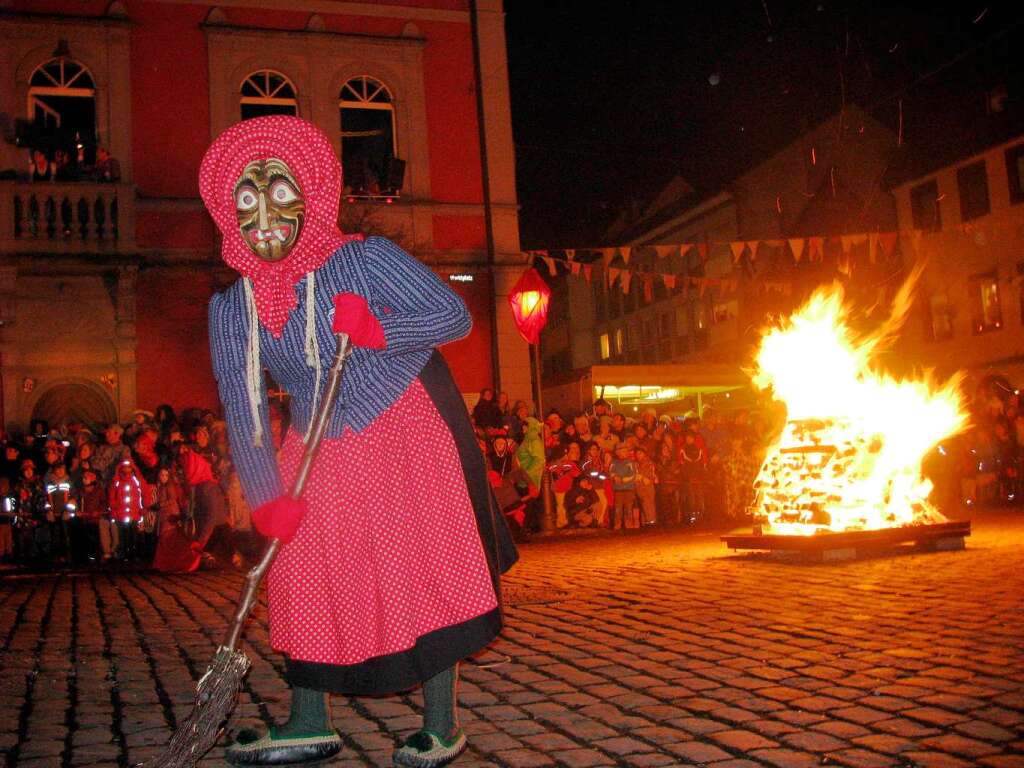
[257,190,270,231]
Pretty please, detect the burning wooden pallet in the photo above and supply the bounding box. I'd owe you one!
[721,520,971,561]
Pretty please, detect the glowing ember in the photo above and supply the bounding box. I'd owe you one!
[749,270,968,535]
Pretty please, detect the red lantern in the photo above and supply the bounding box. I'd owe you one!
[508,267,551,345]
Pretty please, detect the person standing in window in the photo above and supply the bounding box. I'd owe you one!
[94,147,121,182]
[30,150,51,181]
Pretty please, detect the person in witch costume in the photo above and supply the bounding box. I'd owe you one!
[200,115,517,767]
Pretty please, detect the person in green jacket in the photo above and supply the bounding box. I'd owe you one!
[514,416,546,533]
[516,416,545,489]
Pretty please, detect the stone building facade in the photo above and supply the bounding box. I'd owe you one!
[892,134,1024,385]
[0,0,526,432]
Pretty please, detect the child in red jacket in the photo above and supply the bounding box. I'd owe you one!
[108,459,148,561]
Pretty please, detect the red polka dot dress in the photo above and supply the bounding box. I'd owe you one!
[269,378,498,669]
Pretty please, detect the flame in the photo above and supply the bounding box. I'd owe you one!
[750,269,968,535]
[518,290,542,313]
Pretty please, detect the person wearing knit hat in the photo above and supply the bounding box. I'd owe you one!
[200,115,517,767]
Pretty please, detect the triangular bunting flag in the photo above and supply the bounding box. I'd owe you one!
[582,264,592,283]
[746,241,759,261]
[643,277,653,303]
[730,242,746,264]
[542,256,557,277]
[679,243,694,259]
[608,267,620,287]
[565,249,576,261]
[788,238,806,263]
[697,243,708,263]
[569,261,581,276]
[619,246,632,265]
[601,248,616,267]
[663,274,676,290]
[620,271,633,293]
[654,245,677,259]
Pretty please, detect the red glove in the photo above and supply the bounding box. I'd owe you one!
[332,293,386,349]
[252,495,308,544]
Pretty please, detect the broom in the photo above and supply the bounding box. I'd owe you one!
[143,332,352,768]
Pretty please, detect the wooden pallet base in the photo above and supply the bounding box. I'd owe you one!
[721,521,971,561]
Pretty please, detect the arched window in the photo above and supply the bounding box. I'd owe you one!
[339,76,399,196]
[240,70,298,120]
[28,58,97,161]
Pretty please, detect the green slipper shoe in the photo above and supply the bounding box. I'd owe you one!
[225,727,342,766]
[392,728,467,767]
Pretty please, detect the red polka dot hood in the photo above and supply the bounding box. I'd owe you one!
[199,115,362,337]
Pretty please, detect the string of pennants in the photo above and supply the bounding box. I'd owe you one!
[525,231,907,299]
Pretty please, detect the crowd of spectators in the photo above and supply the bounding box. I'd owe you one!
[472,388,773,537]
[475,376,1024,538]
[0,405,261,571]
[2,374,1019,567]
[925,377,1024,512]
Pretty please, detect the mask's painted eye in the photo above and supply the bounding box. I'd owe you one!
[270,181,299,204]
[236,187,258,210]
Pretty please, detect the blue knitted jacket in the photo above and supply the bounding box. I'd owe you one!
[208,236,472,509]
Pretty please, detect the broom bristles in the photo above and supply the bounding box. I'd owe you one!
[141,647,252,768]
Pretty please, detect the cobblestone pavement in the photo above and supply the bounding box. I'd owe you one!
[2,511,1023,768]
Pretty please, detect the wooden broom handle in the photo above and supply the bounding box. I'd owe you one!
[223,333,351,652]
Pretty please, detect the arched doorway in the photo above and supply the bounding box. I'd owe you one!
[30,381,116,431]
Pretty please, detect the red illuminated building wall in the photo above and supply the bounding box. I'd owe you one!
[0,0,526,429]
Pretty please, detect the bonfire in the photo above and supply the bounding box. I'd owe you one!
[749,269,968,535]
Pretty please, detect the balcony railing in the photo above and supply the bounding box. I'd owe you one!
[0,181,136,255]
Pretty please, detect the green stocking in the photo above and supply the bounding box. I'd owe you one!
[276,685,331,738]
[422,664,459,740]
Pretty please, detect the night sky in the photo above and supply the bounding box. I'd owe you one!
[505,1,1024,248]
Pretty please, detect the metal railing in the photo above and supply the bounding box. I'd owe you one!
[0,181,136,254]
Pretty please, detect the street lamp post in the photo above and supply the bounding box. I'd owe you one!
[508,267,555,531]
